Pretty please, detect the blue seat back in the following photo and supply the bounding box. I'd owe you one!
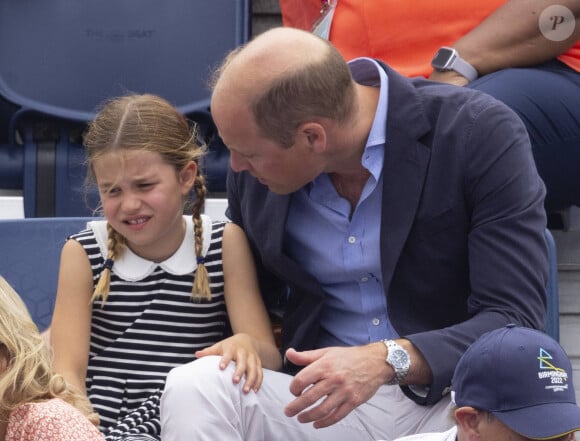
[0,0,249,215]
[0,217,96,331]
[0,0,250,121]
[0,219,560,340]
[544,228,560,341]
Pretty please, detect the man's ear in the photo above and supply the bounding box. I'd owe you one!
[455,407,482,440]
[298,122,326,153]
[179,161,198,195]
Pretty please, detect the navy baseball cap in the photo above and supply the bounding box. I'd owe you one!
[452,325,580,439]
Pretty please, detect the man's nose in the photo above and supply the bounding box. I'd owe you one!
[230,151,249,173]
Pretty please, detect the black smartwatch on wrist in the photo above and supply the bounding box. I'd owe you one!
[431,47,478,82]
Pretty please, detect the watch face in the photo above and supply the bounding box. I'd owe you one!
[390,349,410,369]
[431,47,455,69]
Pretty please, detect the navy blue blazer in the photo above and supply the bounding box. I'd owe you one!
[226,62,548,405]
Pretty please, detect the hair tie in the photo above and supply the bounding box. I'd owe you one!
[196,256,205,265]
[103,258,114,271]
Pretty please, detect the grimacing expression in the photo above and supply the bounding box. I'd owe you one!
[93,149,194,261]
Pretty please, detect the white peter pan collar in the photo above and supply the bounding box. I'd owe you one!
[88,215,212,282]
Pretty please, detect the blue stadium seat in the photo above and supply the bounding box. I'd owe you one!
[0,217,96,331]
[0,0,249,215]
[0,214,561,343]
[544,228,560,341]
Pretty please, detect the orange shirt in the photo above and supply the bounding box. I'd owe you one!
[280,0,580,75]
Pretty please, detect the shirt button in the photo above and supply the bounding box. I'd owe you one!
[372,318,380,326]
[348,236,356,244]
[361,276,369,283]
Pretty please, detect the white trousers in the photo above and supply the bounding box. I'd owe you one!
[160,356,453,441]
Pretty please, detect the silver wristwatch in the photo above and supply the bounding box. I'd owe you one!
[383,339,411,385]
[431,46,478,82]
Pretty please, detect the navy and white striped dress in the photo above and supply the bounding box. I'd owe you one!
[70,215,229,440]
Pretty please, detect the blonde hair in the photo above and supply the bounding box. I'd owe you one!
[83,94,211,303]
[0,276,99,425]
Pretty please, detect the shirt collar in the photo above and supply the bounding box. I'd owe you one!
[348,57,389,152]
[306,57,389,197]
[88,215,212,282]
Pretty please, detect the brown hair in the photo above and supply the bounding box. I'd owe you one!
[212,40,356,148]
[83,94,211,303]
[0,276,99,425]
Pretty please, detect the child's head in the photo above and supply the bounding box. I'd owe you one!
[0,276,98,425]
[83,94,211,302]
[84,93,203,187]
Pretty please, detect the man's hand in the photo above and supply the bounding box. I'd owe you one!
[428,69,470,86]
[283,344,390,429]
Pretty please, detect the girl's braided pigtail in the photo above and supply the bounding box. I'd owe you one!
[91,223,126,305]
[191,174,211,301]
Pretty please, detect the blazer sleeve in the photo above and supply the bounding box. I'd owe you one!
[226,169,290,314]
[403,97,548,405]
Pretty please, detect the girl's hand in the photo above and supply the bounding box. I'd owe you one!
[195,333,263,393]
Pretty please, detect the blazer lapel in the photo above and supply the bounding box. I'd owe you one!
[378,62,432,291]
[260,194,324,297]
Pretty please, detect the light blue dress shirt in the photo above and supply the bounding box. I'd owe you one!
[285,57,399,348]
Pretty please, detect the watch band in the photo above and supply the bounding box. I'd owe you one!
[450,54,478,82]
[431,47,478,82]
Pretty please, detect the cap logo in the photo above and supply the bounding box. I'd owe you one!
[537,348,568,392]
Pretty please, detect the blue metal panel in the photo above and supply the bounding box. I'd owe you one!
[0,0,249,215]
[0,217,97,330]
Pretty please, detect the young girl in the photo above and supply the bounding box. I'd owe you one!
[0,276,103,441]
[49,94,282,440]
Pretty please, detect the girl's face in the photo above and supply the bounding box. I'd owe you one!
[93,149,196,262]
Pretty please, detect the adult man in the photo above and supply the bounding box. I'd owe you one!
[160,27,548,440]
[279,0,580,217]
[389,325,580,441]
